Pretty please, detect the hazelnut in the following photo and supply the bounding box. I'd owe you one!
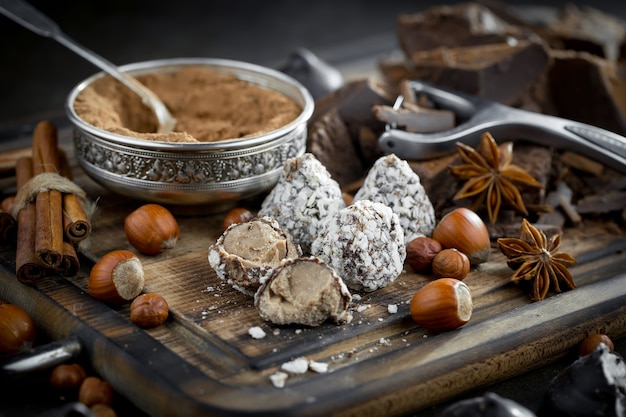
[432,207,491,265]
[88,250,145,304]
[78,376,114,407]
[410,278,473,332]
[578,333,614,357]
[432,248,470,280]
[221,207,254,231]
[50,363,87,389]
[406,237,442,271]
[130,293,169,328]
[0,303,36,354]
[90,404,117,417]
[124,204,179,255]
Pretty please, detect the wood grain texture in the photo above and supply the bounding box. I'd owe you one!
[1,135,626,416]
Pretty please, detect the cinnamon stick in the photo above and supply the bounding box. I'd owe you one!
[31,121,64,269]
[14,157,46,284]
[0,146,31,177]
[0,196,17,242]
[58,149,91,243]
[59,240,80,277]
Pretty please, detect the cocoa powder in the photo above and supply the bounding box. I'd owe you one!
[73,66,302,142]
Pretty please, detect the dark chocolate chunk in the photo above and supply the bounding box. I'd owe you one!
[441,392,537,417]
[538,344,626,417]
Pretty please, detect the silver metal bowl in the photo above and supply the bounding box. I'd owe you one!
[66,58,314,208]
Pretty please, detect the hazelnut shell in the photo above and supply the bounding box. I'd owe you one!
[433,207,490,265]
[410,278,473,332]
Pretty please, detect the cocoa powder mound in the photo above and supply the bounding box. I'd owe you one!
[73,66,302,142]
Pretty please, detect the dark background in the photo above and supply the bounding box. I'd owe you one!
[1,1,626,416]
[1,0,625,132]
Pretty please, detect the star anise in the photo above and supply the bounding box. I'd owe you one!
[449,132,542,224]
[497,219,577,301]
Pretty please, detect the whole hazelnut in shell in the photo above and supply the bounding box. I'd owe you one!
[432,207,490,265]
[124,204,179,255]
[88,250,145,304]
[0,303,36,354]
[432,248,470,280]
[130,293,169,328]
[406,237,442,272]
[410,278,473,332]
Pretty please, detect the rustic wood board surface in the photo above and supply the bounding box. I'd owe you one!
[1,129,626,417]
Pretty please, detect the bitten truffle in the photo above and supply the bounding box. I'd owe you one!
[208,217,301,296]
[311,200,406,292]
[353,154,436,243]
[255,257,352,326]
[258,153,346,254]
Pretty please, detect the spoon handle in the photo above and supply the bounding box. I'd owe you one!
[0,0,176,133]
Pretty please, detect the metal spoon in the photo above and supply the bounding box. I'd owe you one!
[0,0,177,133]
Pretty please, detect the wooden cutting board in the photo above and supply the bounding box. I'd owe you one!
[1,129,626,417]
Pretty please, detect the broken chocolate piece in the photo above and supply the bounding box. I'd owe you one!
[441,392,536,417]
[538,344,626,417]
[408,40,550,106]
[307,108,366,187]
[255,257,352,326]
[548,49,626,135]
[208,217,301,296]
[372,101,455,133]
[396,3,526,57]
[547,5,626,62]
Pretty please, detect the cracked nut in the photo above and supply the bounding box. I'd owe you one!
[130,293,169,328]
[124,204,180,255]
[410,278,473,332]
[88,250,145,304]
[432,207,490,265]
[432,248,470,280]
[406,237,442,271]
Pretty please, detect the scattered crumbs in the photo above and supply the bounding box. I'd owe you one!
[422,334,428,338]
[356,304,371,313]
[273,328,281,336]
[248,326,267,339]
[270,371,288,388]
[295,329,303,335]
[281,357,309,374]
[352,294,362,302]
[379,337,391,347]
[388,304,398,314]
[309,360,329,374]
[378,317,384,322]
[203,286,215,293]
[272,348,279,353]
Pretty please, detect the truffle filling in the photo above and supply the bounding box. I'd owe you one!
[222,221,288,265]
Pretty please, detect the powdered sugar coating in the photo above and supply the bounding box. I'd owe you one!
[353,154,435,243]
[311,200,406,292]
[258,153,346,254]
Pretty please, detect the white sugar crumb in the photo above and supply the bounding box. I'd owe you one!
[270,371,289,388]
[248,326,267,339]
[356,304,371,313]
[281,357,310,374]
[379,338,391,346]
[309,360,329,373]
[388,304,398,314]
[353,154,436,244]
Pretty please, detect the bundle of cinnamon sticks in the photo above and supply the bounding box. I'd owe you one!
[5,120,92,284]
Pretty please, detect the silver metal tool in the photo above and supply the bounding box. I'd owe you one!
[378,80,626,173]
